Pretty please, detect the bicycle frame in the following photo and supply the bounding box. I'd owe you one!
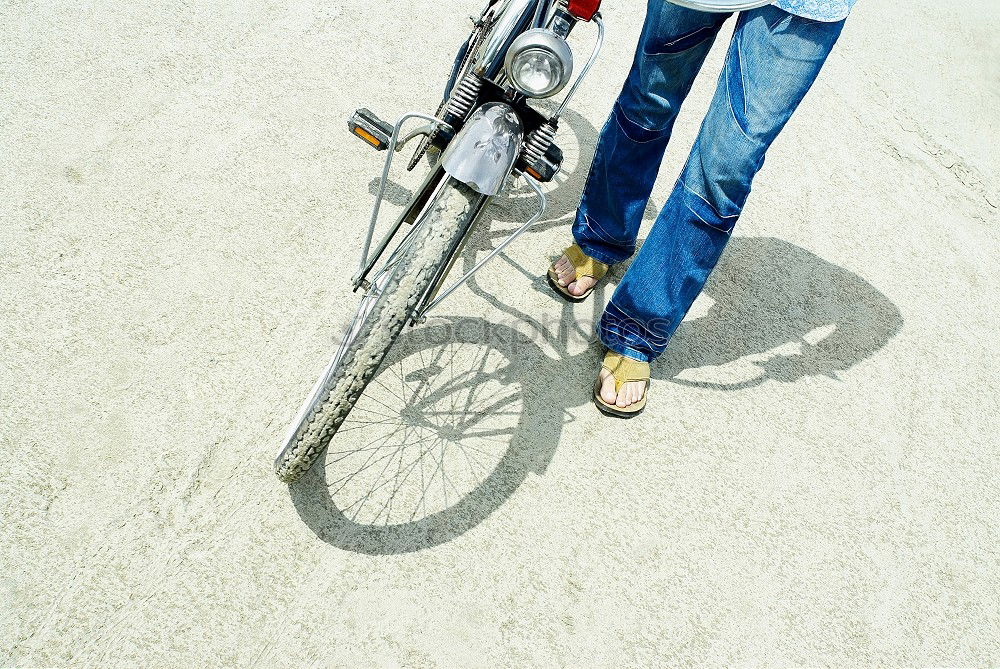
[276,0,607,481]
[351,0,604,321]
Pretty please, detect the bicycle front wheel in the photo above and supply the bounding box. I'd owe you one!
[275,178,480,483]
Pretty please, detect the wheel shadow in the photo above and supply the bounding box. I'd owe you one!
[290,105,903,554]
[289,318,565,555]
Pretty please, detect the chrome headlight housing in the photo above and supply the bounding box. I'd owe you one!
[503,29,574,98]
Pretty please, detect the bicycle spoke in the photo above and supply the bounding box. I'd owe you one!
[321,338,524,527]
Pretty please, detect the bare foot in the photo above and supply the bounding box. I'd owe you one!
[597,367,646,408]
[552,253,598,297]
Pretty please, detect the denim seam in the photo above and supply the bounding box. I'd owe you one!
[767,12,789,31]
[665,25,711,49]
[686,204,712,228]
[679,178,739,221]
[736,38,748,121]
[581,212,620,246]
[685,201,734,234]
[676,140,696,186]
[724,64,755,144]
[613,104,669,143]
[725,14,756,144]
[575,214,631,265]
[574,112,612,253]
[616,103,660,132]
[577,114,611,211]
[643,24,715,56]
[580,244,624,267]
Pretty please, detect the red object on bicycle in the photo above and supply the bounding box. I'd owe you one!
[567,0,601,21]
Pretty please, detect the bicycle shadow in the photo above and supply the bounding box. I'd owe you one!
[290,234,903,553]
[289,319,564,554]
[290,106,903,554]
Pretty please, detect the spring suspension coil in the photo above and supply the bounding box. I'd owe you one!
[521,121,557,170]
[446,72,484,120]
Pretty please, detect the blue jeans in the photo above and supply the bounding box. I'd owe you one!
[575,1,845,362]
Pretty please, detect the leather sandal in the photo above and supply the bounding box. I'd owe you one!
[593,351,650,418]
[547,243,608,302]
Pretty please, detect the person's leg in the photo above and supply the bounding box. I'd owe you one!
[553,0,729,296]
[597,5,846,407]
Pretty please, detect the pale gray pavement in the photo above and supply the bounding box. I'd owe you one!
[2,0,999,666]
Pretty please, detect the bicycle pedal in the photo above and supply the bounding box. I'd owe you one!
[348,108,393,151]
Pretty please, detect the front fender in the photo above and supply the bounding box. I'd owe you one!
[441,102,523,196]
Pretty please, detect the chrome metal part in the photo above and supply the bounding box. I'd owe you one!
[472,0,538,78]
[555,12,604,118]
[441,102,524,196]
[411,191,492,324]
[397,123,437,150]
[503,28,574,98]
[548,3,575,38]
[355,170,448,290]
[408,13,491,171]
[407,100,449,171]
[445,72,484,120]
[417,173,547,318]
[354,112,452,285]
[521,121,557,169]
[532,0,555,28]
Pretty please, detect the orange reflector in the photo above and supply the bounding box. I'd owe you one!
[525,166,542,180]
[353,127,382,148]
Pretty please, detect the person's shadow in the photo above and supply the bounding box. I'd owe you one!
[657,235,903,389]
[289,105,903,554]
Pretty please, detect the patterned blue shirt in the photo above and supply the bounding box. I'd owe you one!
[773,0,856,21]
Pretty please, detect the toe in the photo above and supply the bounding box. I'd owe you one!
[554,257,574,286]
[615,382,641,408]
[569,275,595,296]
[631,381,645,404]
[599,371,617,405]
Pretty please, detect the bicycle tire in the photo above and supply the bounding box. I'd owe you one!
[275,179,479,482]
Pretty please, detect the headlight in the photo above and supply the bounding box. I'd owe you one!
[504,29,573,98]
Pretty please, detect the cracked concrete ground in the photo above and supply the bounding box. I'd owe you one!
[2,0,998,666]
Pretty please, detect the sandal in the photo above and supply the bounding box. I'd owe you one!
[547,243,608,302]
[593,351,650,418]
